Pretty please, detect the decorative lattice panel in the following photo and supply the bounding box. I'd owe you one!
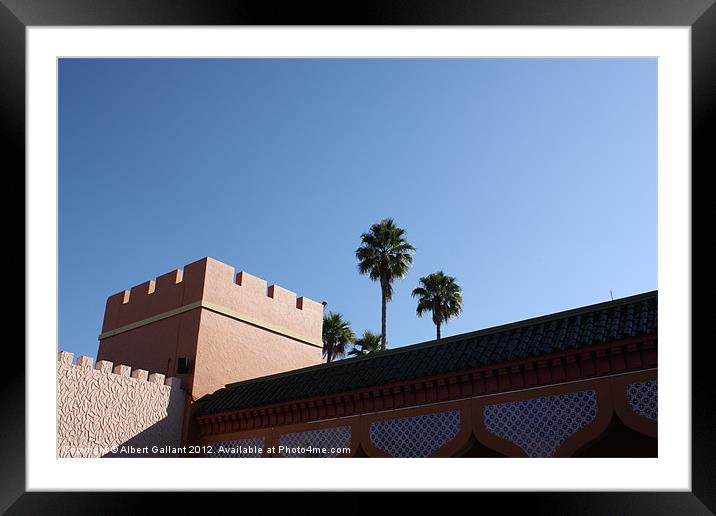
[279,426,352,457]
[627,380,658,421]
[484,390,598,457]
[369,410,461,457]
[207,437,265,458]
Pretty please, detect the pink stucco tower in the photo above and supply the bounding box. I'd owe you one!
[97,257,324,403]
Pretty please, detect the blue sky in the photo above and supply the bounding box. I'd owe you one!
[59,58,657,360]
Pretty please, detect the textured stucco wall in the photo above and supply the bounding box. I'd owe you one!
[57,352,185,458]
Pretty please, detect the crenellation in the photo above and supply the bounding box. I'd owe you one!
[131,368,149,381]
[104,259,201,331]
[120,280,157,325]
[101,257,323,339]
[148,372,166,384]
[150,268,186,314]
[102,291,129,332]
[155,268,184,292]
[113,364,131,377]
[296,296,324,313]
[268,284,297,306]
[129,279,155,299]
[77,355,94,368]
[96,360,113,374]
[235,270,268,294]
[181,257,217,302]
[58,351,74,365]
[58,352,183,390]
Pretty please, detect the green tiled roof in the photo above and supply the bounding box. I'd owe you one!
[197,291,657,416]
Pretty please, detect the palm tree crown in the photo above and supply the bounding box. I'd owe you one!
[355,218,416,350]
[322,311,355,363]
[412,271,463,340]
[348,330,383,357]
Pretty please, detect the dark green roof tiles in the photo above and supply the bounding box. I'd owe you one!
[197,291,657,416]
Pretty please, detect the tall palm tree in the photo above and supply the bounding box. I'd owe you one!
[412,271,463,341]
[355,218,416,351]
[348,330,383,357]
[322,311,355,363]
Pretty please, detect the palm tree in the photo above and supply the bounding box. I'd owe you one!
[412,271,463,341]
[348,330,383,357]
[355,218,416,351]
[322,311,355,363]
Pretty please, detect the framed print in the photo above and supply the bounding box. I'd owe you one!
[6,0,712,513]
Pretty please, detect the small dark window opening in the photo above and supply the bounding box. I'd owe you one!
[176,357,190,374]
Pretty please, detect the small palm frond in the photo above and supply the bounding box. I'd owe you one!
[322,311,356,361]
[349,330,383,356]
[411,271,464,328]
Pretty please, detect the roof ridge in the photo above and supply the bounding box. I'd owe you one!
[217,290,657,392]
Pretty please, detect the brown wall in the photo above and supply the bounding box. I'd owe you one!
[97,257,324,401]
[97,311,201,381]
[200,369,657,458]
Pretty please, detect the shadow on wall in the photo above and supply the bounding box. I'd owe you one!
[110,380,186,458]
[57,352,186,458]
[101,416,185,458]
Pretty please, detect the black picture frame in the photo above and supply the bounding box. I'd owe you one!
[5,0,710,513]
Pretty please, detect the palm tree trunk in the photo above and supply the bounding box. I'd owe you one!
[381,291,387,351]
[378,278,388,351]
[433,301,442,341]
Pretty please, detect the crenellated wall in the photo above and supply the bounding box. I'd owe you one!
[97,257,324,401]
[57,351,185,457]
